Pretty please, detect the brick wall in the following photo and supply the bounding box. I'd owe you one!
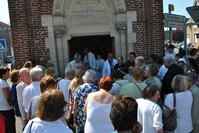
[125,0,164,59]
[8,0,164,68]
[147,0,164,58]
[8,0,53,68]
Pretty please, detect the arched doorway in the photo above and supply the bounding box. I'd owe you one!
[48,0,136,76]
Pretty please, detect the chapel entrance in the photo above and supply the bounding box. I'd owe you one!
[68,35,114,60]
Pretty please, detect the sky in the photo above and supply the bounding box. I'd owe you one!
[0,0,10,24]
[0,0,196,25]
[163,0,194,17]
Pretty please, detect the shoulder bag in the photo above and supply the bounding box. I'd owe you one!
[163,93,177,131]
[133,82,143,93]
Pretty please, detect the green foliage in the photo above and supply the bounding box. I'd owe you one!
[172,30,184,43]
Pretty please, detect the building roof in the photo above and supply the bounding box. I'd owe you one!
[0,21,10,30]
[194,0,199,6]
[187,18,194,23]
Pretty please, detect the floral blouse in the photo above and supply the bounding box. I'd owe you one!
[73,83,99,129]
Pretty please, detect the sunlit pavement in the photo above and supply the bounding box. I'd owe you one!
[16,117,23,133]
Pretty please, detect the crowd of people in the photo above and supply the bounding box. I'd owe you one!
[0,45,199,133]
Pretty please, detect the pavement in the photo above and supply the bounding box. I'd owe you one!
[16,117,23,133]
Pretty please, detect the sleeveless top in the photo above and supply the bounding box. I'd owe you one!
[84,93,114,133]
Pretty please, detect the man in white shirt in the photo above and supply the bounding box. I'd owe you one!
[67,53,83,70]
[16,68,31,126]
[165,45,176,58]
[96,54,105,81]
[22,67,43,113]
[57,68,74,103]
[102,53,117,76]
[83,48,96,70]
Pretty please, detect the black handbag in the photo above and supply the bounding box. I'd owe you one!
[163,93,177,131]
[66,89,76,132]
[66,112,75,132]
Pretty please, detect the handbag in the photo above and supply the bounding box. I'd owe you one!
[163,93,177,131]
[133,82,143,93]
[66,89,76,132]
[66,112,75,129]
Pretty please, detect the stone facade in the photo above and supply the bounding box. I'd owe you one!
[8,0,164,76]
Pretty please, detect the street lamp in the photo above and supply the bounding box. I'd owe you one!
[169,4,174,46]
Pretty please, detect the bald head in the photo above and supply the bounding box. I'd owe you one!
[135,56,145,68]
[19,68,30,74]
[19,68,31,85]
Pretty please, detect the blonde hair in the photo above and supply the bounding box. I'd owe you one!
[132,67,144,80]
[68,69,84,92]
[69,77,83,92]
[171,75,188,92]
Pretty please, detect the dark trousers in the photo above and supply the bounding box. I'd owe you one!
[0,109,16,133]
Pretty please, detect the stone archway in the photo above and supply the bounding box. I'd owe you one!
[42,0,137,76]
[53,0,126,15]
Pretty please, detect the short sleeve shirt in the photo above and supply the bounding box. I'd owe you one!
[0,79,12,110]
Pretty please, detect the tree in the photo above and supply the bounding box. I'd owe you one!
[172,29,184,43]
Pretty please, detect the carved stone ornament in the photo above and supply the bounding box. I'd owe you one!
[53,0,127,15]
[71,15,109,26]
[114,0,126,12]
[53,0,64,15]
[53,26,66,37]
[116,22,127,31]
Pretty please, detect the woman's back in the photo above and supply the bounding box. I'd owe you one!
[85,92,114,133]
[164,90,193,133]
[120,82,147,99]
[136,98,162,133]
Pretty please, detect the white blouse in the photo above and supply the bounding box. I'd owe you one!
[164,90,193,133]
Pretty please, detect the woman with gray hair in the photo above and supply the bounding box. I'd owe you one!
[144,63,162,89]
[164,75,193,133]
[73,69,99,133]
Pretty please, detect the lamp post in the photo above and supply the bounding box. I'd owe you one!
[169,4,174,46]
